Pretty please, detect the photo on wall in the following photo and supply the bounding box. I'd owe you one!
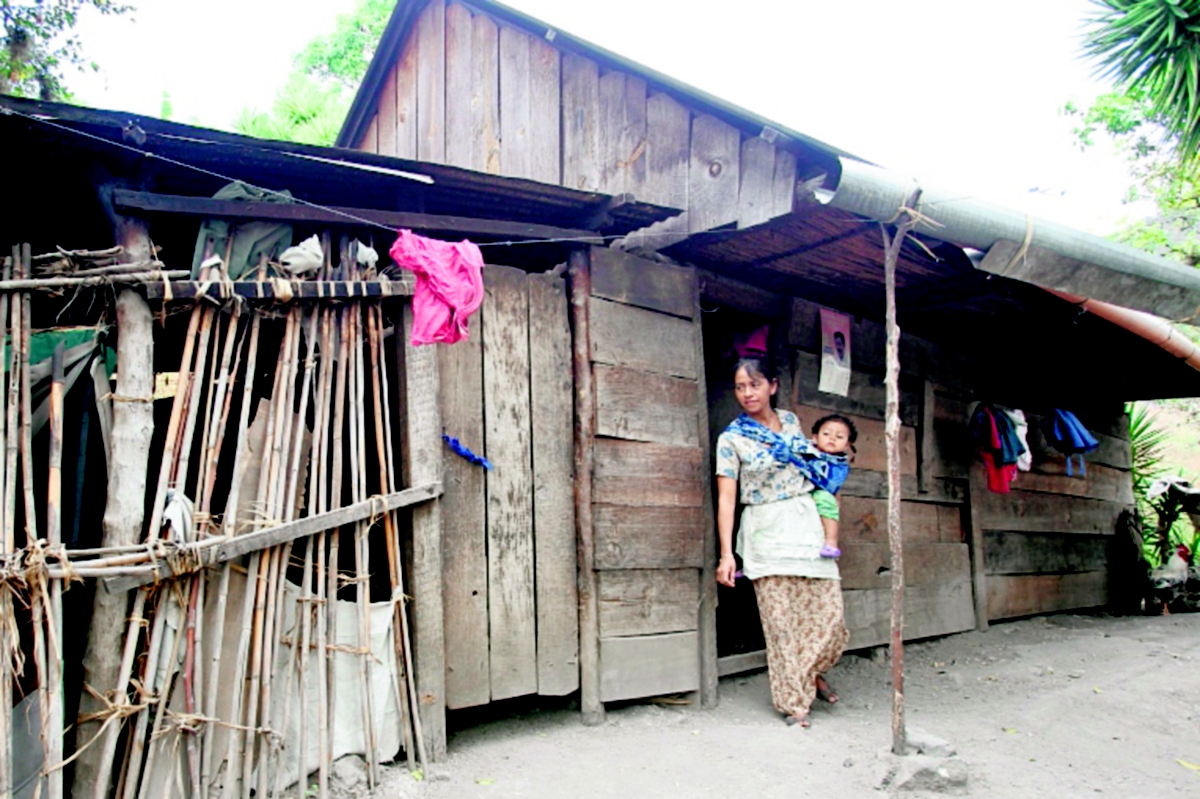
[817,308,851,396]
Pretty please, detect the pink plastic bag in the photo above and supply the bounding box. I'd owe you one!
[389,229,485,345]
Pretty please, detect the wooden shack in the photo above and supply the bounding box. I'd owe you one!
[335,0,1200,747]
[3,3,1200,789]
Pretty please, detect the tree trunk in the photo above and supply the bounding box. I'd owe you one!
[72,220,155,799]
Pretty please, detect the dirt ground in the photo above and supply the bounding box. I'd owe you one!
[364,612,1200,798]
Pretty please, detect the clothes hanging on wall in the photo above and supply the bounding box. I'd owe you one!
[732,324,769,358]
[388,229,485,346]
[969,402,1026,493]
[1043,409,1100,476]
[1006,408,1032,472]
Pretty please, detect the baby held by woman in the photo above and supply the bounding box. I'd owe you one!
[809,414,857,559]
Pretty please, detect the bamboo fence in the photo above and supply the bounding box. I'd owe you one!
[0,243,429,799]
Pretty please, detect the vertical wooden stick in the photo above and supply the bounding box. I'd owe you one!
[0,255,12,799]
[567,248,603,725]
[20,244,35,542]
[880,205,919,757]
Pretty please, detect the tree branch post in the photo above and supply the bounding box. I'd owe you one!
[880,195,922,757]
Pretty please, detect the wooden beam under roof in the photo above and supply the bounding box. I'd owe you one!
[113,189,604,243]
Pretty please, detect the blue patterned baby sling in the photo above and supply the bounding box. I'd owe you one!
[727,413,849,494]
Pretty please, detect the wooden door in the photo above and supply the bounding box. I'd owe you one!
[584,248,716,704]
[438,265,578,709]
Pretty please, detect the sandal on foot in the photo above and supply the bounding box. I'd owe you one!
[816,677,839,704]
[785,714,810,728]
[819,545,841,559]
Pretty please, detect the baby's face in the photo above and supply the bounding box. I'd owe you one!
[815,421,851,454]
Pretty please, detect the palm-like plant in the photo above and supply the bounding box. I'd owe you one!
[1085,0,1200,158]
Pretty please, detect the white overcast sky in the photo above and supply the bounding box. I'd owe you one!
[72,0,1148,235]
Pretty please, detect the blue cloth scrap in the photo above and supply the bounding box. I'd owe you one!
[442,433,492,470]
[726,413,849,494]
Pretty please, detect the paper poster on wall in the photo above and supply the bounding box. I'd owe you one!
[817,308,851,396]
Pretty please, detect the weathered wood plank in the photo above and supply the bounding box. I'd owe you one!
[472,11,501,173]
[593,505,705,570]
[562,53,600,191]
[1010,464,1134,505]
[718,650,767,677]
[498,24,532,181]
[529,37,562,185]
[438,328,488,709]
[643,91,690,210]
[792,350,920,426]
[919,380,935,494]
[772,148,797,218]
[376,67,398,157]
[844,579,976,650]
[791,401,918,475]
[838,497,943,545]
[838,543,971,591]
[984,531,1110,576]
[598,569,700,637]
[395,25,419,159]
[594,364,700,447]
[688,114,740,232]
[693,271,718,709]
[398,302,447,756]
[938,503,964,543]
[697,269,782,318]
[978,489,1126,535]
[589,297,697,379]
[598,72,647,197]
[839,470,965,504]
[361,116,378,153]
[568,248,603,724]
[965,462,989,631]
[593,439,703,507]
[599,631,700,702]
[482,264,537,700]
[415,0,446,162]
[590,247,694,319]
[444,2,474,170]
[529,272,579,697]
[737,137,777,229]
[986,571,1108,620]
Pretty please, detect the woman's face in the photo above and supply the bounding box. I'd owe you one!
[733,366,777,415]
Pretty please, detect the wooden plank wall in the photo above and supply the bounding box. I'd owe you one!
[358,0,797,229]
[587,247,711,703]
[438,265,577,709]
[968,409,1132,621]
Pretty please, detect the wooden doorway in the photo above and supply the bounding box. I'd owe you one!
[438,265,578,709]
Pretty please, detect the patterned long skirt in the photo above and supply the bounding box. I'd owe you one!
[752,575,849,718]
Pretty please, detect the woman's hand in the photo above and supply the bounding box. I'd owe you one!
[716,553,738,587]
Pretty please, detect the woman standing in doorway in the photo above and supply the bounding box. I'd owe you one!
[714,357,848,728]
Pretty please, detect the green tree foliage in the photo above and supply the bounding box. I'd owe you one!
[1084,0,1200,160]
[295,0,393,90]
[233,0,391,145]
[1065,89,1200,265]
[1,0,131,100]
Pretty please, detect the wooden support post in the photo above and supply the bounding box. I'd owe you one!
[568,247,604,726]
[397,302,447,759]
[966,461,990,632]
[880,202,921,757]
[693,271,718,708]
[73,226,155,799]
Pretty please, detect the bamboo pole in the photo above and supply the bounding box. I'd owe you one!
[207,313,260,799]
[880,201,921,756]
[0,270,189,291]
[43,343,66,799]
[20,244,35,543]
[367,303,419,768]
